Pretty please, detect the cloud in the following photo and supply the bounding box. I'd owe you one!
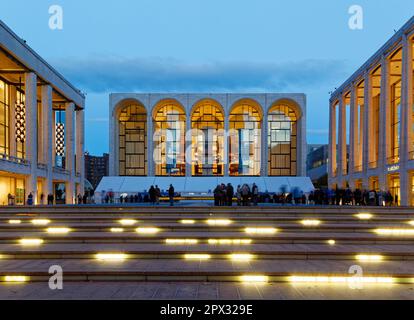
[52,56,348,94]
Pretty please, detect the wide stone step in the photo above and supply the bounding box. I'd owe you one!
[0,259,412,283]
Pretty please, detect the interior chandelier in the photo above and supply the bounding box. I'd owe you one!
[15,78,26,143]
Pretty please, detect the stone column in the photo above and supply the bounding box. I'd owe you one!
[76,109,85,195]
[328,101,337,179]
[378,56,389,191]
[261,112,268,176]
[41,85,53,200]
[349,85,356,176]
[24,72,38,203]
[363,73,371,174]
[147,113,153,176]
[399,35,410,206]
[65,102,75,204]
[338,96,346,177]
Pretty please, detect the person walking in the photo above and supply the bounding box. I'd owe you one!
[168,184,175,206]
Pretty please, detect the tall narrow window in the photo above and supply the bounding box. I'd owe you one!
[355,81,364,172]
[153,100,186,176]
[371,66,381,167]
[119,104,147,176]
[389,48,402,164]
[191,100,224,176]
[229,100,261,176]
[0,79,9,156]
[344,91,351,175]
[268,103,297,176]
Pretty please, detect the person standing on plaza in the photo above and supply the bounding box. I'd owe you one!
[252,183,259,206]
[168,184,175,206]
[149,186,156,205]
[155,185,161,205]
[226,183,234,206]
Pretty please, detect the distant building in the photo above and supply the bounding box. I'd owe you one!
[85,153,109,189]
[306,144,329,187]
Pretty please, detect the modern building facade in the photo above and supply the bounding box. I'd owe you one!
[329,16,414,206]
[105,93,308,195]
[85,152,109,189]
[0,20,85,205]
[306,144,329,187]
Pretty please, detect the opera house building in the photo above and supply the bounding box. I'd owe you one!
[98,93,312,197]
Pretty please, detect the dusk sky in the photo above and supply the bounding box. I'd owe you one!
[2,0,414,155]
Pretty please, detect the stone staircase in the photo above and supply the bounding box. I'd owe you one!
[0,205,413,284]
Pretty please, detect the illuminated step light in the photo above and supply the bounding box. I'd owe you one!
[184,254,211,260]
[229,253,254,262]
[301,219,321,226]
[8,220,21,224]
[356,254,384,262]
[180,219,195,224]
[136,227,160,234]
[327,239,336,246]
[408,221,414,226]
[119,219,137,226]
[374,228,414,236]
[110,228,124,233]
[165,239,199,245]
[95,253,127,262]
[19,238,44,246]
[46,227,71,234]
[206,219,232,226]
[288,275,394,284]
[208,239,252,245]
[355,213,373,220]
[245,227,277,235]
[4,275,28,283]
[239,275,269,283]
[31,219,51,226]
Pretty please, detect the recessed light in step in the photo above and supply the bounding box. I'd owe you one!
[355,213,373,220]
[245,227,278,235]
[206,219,232,226]
[119,219,137,226]
[355,254,384,262]
[46,227,71,234]
[300,219,321,226]
[208,239,252,245]
[180,219,195,224]
[229,253,254,262]
[110,228,124,233]
[165,239,198,245]
[288,275,394,284]
[327,239,336,245]
[135,227,160,234]
[95,253,128,262]
[374,228,414,236]
[3,275,28,283]
[19,238,44,246]
[8,220,21,224]
[31,219,51,225]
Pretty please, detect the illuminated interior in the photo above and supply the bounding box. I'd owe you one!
[268,102,298,176]
[153,100,186,176]
[371,66,381,168]
[343,91,351,175]
[119,103,147,176]
[191,99,224,176]
[388,48,402,165]
[228,100,261,176]
[355,81,364,171]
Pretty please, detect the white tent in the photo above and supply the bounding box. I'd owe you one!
[95,176,314,203]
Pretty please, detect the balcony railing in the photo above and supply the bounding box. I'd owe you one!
[0,153,29,166]
[53,166,70,175]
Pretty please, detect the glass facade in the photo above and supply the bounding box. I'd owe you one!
[355,81,364,172]
[228,102,261,176]
[153,101,186,176]
[371,66,381,167]
[191,100,224,176]
[268,104,297,176]
[119,104,147,176]
[389,48,402,164]
[0,79,9,156]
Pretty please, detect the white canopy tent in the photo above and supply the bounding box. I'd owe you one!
[95,176,314,203]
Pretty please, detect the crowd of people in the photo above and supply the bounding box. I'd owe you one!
[213,183,260,206]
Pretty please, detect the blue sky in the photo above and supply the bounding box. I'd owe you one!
[2,0,414,155]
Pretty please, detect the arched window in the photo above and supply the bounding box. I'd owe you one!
[228,101,261,176]
[268,103,298,176]
[153,100,186,176]
[118,103,147,176]
[191,99,224,176]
